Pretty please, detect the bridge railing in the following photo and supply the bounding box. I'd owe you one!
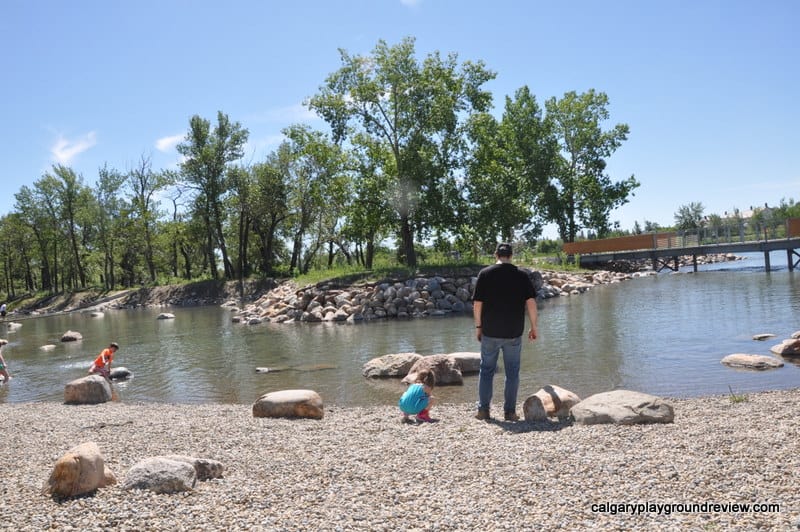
[563,218,800,255]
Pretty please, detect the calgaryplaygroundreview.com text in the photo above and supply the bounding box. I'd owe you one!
[591,501,780,516]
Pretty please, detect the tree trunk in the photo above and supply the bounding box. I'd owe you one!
[399,215,417,267]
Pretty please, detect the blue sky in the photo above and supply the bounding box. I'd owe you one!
[2,0,798,236]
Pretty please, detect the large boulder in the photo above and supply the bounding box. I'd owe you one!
[64,375,112,405]
[362,353,423,378]
[523,385,581,421]
[447,352,481,374]
[60,330,83,342]
[571,390,674,425]
[402,354,463,385]
[721,353,784,369]
[122,457,196,494]
[43,441,116,498]
[770,339,800,356]
[252,389,324,419]
[163,455,224,481]
[157,313,175,320]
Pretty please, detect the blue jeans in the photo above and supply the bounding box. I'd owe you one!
[477,335,522,413]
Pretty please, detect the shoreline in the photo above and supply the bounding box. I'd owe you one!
[2,388,798,530]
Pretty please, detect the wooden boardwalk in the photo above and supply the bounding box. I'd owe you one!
[563,218,800,272]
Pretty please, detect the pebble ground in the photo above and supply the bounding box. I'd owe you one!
[1,389,798,531]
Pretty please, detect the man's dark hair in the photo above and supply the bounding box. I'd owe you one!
[495,243,513,257]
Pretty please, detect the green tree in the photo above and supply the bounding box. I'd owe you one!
[309,36,495,266]
[177,111,249,280]
[542,90,638,241]
[250,148,291,275]
[343,134,393,268]
[48,165,95,288]
[14,185,56,292]
[95,164,126,289]
[0,214,35,296]
[282,125,347,274]
[674,202,705,230]
[127,155,172,283]
[464,86,556,249]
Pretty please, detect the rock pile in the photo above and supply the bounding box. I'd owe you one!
[230,268,651,325]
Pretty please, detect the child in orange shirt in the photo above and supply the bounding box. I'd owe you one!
[88,342,119,379]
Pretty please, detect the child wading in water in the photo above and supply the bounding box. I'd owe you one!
[0,347,11,382]
[398,368,436,423]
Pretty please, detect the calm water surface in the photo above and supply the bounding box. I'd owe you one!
[1,252,798,405]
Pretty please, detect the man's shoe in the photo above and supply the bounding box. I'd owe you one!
[504,411,520,421]
[475,409,491,420]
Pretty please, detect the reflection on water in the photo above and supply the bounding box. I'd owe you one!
[1,256,798,406]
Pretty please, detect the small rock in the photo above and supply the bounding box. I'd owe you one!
[60,330,83,342]
[123,457,196,493]
[721,353,784,370]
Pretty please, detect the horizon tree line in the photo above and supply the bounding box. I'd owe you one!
[1,37,642,297]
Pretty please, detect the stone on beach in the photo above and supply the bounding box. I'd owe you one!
[721,353,784,369]
[163,455,224,481]
[122,457,196,493]
[252,389,324,419]
[43,441,116,498]
[362,352,423,378]
[523,384,581,421]
[570,390,674,425]
[64,375,113,405]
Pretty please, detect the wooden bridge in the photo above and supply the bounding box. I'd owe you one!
[562,218,800,272]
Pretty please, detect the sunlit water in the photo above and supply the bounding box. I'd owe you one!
[1,251,798,405]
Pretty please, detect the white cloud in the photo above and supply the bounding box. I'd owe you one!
[155,134,184,153]
[51,131,97,164]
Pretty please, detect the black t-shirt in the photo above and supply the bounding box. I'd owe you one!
[472,263,537,338]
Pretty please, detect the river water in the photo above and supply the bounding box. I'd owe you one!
[1,252,798,406]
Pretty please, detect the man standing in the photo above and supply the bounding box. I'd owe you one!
[472,243,538,421]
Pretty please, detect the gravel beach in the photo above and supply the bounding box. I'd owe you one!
[1,388,798,531]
